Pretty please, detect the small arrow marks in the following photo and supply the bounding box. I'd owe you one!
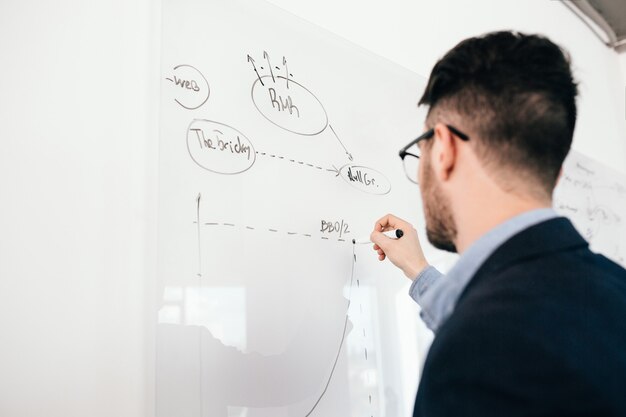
[247,55,264,86]
[263,51,276,83]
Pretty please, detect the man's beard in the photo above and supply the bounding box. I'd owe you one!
[421,156,458,253]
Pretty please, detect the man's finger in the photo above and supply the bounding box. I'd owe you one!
[374,213,408,233]
[374,213,399,231]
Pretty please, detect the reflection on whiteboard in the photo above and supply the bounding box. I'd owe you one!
[554,150,626,266]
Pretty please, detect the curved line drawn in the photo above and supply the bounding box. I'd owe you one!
[166,64,210,110]
[251,75,329,136]
[305,243,356,417]
[247,52,355,161]
[186,119,256,175]
[195,217,357,414]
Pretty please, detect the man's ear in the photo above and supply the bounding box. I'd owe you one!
[432,123,456,182]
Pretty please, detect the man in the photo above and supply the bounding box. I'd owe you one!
[370,31,626,416]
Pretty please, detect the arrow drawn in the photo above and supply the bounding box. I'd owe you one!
[328,124,353,161]
[254,150,344,178]
[283,56,289,89]
[247,55,264,86]
[325,165,341,177]
[263,51,276,83]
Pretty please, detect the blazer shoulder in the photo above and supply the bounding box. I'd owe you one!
[459,217,626,303]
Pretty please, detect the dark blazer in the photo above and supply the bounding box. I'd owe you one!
[414,217,626,417]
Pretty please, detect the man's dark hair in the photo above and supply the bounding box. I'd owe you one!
[419,31,578,196]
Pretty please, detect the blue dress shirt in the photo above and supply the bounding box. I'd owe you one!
[409,208,558,332]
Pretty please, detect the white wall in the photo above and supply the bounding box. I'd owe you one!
[0,1,159,416]
[0,1,624,417]
[267,0,626,174]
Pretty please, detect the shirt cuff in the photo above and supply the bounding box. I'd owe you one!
[408,265,443,305]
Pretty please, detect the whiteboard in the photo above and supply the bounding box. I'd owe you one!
[554,150,626,267]
[156,0,446,416]
[156,2,626,417]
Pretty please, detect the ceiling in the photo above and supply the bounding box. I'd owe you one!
[566,0,626,49]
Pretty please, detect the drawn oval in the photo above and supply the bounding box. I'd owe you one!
[338,164,391,195]
[186,119,256,175]
[251,75,328,136]
[165,64,210,110]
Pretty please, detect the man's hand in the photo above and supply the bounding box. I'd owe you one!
[370,214,429,280]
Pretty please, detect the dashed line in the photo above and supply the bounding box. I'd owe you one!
[199,221,348,243]
[346,245,372,412]
[345,245,373,408]
[253,150,336,174]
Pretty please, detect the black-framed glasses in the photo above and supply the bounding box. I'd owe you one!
[399,125,470,184]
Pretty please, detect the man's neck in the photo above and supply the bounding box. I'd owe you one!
[454,198,551,254]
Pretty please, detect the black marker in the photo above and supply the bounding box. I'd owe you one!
[352,229,404,244]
